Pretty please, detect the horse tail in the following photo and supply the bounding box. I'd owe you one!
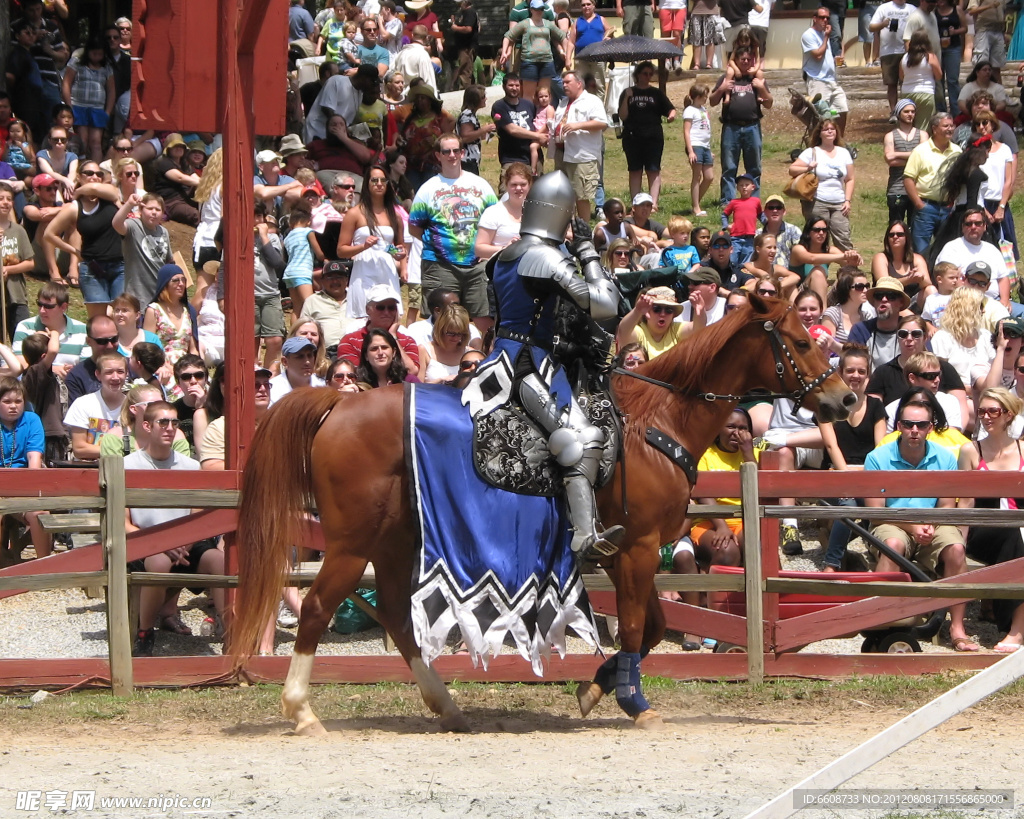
[231,387,345,668]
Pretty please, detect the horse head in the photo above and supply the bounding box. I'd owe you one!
[740,292,855,423]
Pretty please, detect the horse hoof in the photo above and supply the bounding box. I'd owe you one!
[576,681,605,718]
[633,709,664,731]
[294,718,327,737]
[439,711,472,733]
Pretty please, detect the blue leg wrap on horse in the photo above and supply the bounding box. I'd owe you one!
[614,651,650,717]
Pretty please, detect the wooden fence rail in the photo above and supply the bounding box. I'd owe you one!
[3,458,1024,690]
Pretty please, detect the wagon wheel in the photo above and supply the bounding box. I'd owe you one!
[860,635,878,653]
[875,632,922,654]
[789,148,803,163]
[714,642,747,654]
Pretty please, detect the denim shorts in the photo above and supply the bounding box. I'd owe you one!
[72,105,110,129]
[78,259,124,304]
[519,60,557,81]
[693,145,713,166]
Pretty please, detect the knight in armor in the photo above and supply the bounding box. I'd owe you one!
[488,171,624,560]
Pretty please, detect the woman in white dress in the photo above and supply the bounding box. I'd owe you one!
[473,163,532,261]
[337,163,409,320]
[418,304,473,384]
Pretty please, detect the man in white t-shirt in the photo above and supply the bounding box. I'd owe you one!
[678,266,727,326]
[553,70,608,222]
[869,0,915,117]
[935,210,1019,313]
[125,401,225,657]
[63,350,127,462]
[801,7,849,135]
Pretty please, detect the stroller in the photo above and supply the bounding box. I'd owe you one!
[787,86,857,161]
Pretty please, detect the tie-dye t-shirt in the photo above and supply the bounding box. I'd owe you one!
[409,172,498,266]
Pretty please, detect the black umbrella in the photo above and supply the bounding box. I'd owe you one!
[575,34,684,63]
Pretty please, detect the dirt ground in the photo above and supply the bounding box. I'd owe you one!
[2,685,1024,819]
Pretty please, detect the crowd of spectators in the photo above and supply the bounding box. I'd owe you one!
[2,0,1024,657]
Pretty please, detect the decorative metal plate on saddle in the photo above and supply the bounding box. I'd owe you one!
[463,352,619,498]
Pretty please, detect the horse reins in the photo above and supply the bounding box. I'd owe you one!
[613,307,837,412]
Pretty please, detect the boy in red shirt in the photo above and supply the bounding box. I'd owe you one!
[723,173,762,265]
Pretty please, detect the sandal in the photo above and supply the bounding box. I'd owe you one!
[158,614,192,635]
[994,641,1022,654]
[951,636,981,653]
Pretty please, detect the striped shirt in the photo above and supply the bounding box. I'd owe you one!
[13,315,88,368]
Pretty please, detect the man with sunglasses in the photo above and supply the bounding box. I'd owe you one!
[127,401,226,657]
[409,134,498,332]
[299,259,363,353]
[12,281,86,372]
[336,283,420,371]
[171,354,209,455]
[357,18,391,78]
[864,396,977,652]
[700,229,753,292]
[882,351,963,430]
[63,314,120,404]
[802,7,849,136]
[936,210,1022,316]
[849,276,911,368]
[754,194,802,268]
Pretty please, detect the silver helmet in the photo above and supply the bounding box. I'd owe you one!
[520,171,576,244]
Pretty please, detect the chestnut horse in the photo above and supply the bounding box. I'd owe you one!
[232,295,854,735]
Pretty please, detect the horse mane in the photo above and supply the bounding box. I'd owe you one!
[613,297,792,419]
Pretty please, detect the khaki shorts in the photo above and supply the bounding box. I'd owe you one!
[806,78,849,114]
[561,160,600,203]
[880,53,901,87]
[254,293,286,339]
[870,522,964,576]
[421,259,490,318]
[402,282,422,311]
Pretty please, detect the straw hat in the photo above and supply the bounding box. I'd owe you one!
[866,276,911,311]
[279,134,308,157]
[406,0,433,9]
[162,133,186,154]
[646,286,684,315]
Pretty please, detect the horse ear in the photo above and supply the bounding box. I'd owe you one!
[748,290,769,313]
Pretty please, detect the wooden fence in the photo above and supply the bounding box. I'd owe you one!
[3,457,1024,693]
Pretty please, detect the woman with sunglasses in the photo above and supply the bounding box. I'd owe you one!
[740,233,800,299]
[822,268,876,345]
[36,126,78,200]
[112,156,146,206]
[603,238,636,274]
[867,313,970,425]
[326,357,360,393]
[788,217,861,303]
[42,161,125,317]
[871,219,930,304]
[418,303,473,384]
[616,285,688,360]
[932,285,995,397]
[337,164,408,321]
[958,387,1024,652]
[972,110,1018,261]
[143,265,200,399]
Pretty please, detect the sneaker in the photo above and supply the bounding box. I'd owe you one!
[277,603,298,629]
[781,525,803,556]
[133,628,155,657]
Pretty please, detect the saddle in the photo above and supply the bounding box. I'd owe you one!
[471,383,619,498]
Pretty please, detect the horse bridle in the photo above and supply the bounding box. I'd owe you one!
[614,306,838,412]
